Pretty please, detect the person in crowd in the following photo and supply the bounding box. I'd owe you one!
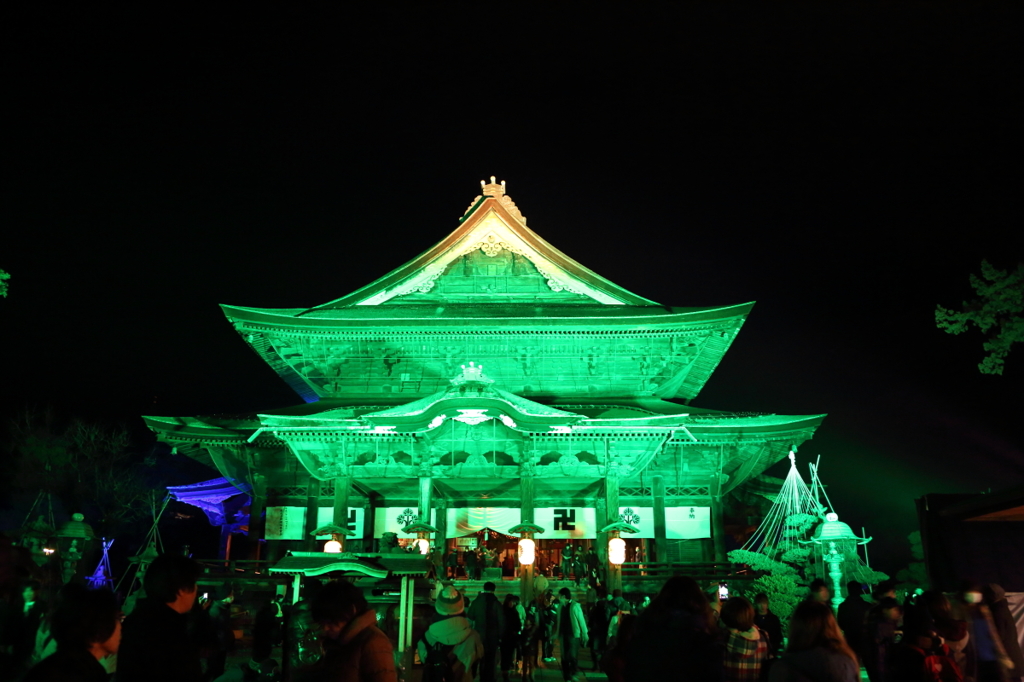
[418,584,484,682]
[954,581,1014,682]
[768,600,859,682]
[206,584,237,680]
[297,580,396,682]
[446,549,459,580]
[555,587,588,682]
[285,578,324,675]
[519,599,539,682]
[919,590,969,670]
[634,595,651,618]
[539,591,558,663]
[721,596,768,682]
[983,583,1024,682]
[502,553,515,579]
[835,581,870,663]
[464,549,479,581]
[872,580,896,604]
[533,573,549,603]
[603,613,637,682]
[863,596,901,682]
[625,576,722,682]
[24,586,120,682]
[588,586,610,672]
[807,578,831,605]
[28,588,61,670]
[467,582,504,682]
[885,600,964,682]
[118,553,204,682]
[561,545,574,581]
[753,593,784,659]
[572,553,587,588]
[252,599,284,665]
[11,579,47,675]
[500,594,522,682]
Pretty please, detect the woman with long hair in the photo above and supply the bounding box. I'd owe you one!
[769,600,859,682]
[625,576,723,682]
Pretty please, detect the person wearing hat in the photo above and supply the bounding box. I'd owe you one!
[418,583,484,682]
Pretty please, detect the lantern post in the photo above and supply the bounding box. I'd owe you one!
[509,522,545,605]
[600,521,640,594]
[310,523,356,554]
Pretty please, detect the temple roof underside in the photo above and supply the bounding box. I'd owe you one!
[144,385,824,502]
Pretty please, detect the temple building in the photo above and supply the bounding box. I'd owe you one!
[144,178,825,579]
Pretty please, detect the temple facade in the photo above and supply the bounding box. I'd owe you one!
[145,178,825,577]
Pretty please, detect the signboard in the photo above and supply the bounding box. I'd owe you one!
[373,507,438,539]
[456,537,478,548]
[265,506,365,541]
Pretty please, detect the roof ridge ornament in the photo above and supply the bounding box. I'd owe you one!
[450,361,494,387]
[480,176,506,197]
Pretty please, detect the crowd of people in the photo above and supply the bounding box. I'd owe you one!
[4,551,1023,682]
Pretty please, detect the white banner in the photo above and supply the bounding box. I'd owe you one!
[447,508,522,536]
[373,507,438,539]
[265,506,365,541]
[534,507,597,539]
[613,506,711,538]
[616,507,655,537]
[667,506,711,539]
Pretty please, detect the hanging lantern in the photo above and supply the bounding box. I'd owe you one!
[608,537,626,565]
[323,539,343,553]
[600,521,640,569]
[416,538,430,555]
[517,538,536,565]
[508,523,545,566]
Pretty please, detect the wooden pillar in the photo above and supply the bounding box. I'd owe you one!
[519,476,536,604]
[332,476,350,551]
[248,472,267,561]
[595,498,608,582]
[652,474,666,564]
[418,477,432,525]
[304,478,321,552]
[711,495,727,562]
[364,495,377,553]
[435,496,448,551]
[605,476,622,593]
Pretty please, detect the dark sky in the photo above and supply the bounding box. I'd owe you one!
[3,6,1022,572]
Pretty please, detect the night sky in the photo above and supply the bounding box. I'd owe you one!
[3,6,1022,573]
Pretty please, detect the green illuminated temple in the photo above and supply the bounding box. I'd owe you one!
[144,178,825,569]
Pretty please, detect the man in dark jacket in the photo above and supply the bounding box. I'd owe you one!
[206,584,236,679]
[464,549,479,581]
[25,586,120,682]
[117,554,203,682]
[836,581,870,661]
[752,593,783,658]
[302,580,397,682]
[467,582,504,682]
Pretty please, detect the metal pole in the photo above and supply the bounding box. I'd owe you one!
[862,527,871,569]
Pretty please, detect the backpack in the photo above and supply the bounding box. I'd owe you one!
[422,637,460,682]
[911,645,963,682]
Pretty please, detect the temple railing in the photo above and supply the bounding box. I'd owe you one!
[620,561,765,583]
